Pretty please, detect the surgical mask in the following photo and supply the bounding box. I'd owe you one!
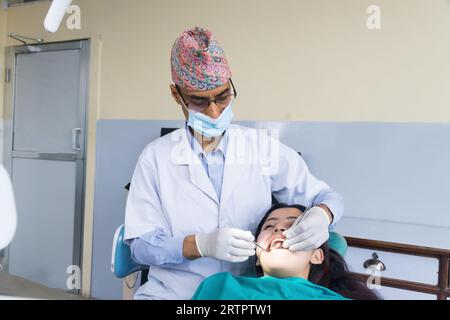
[185,102,234,138]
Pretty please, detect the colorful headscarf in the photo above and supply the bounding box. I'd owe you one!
[171,27,232,91]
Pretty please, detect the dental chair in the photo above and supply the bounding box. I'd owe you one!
[111,223,145,279]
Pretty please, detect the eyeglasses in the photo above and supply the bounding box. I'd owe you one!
[176,79,237,113]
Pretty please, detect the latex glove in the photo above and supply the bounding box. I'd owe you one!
[282,206,331,251]
[195,228,256,263]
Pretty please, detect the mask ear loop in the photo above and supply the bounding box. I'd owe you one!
[176,85,211,143]
[125,273,138,289]
[174,85,191,113]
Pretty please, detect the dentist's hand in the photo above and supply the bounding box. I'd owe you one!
[282,206,331,251]
[195,228,256,263]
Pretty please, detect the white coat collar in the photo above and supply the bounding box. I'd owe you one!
[170,127,218,204]
[169,125,249,206]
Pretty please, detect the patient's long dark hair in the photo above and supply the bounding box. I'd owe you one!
[254,203,381,300]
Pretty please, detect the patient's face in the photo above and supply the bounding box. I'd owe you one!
[256,207,323,279]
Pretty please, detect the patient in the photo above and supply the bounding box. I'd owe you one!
[192,204,380,300]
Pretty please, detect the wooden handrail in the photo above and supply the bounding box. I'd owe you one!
[438,255,450,300]
[344,236,450,300]
[345,236,450,258]
[347,272,441,296]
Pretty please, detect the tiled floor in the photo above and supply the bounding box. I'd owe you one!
[0,271,89,300]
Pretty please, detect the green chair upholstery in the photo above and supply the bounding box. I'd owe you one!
[328,231,348,257]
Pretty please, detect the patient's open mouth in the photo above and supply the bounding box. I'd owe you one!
[269,238,285,250]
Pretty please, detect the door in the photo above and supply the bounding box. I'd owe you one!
[4,40,89,291]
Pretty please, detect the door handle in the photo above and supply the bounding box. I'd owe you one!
[72,128,82,151]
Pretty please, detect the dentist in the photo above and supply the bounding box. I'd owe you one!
[124,27,344,300]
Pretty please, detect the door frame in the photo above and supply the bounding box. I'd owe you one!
[2,39,90,292]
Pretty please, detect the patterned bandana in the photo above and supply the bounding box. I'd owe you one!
[171,27,232,91]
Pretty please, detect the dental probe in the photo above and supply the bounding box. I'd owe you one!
[291,206,310,230]
[254,241,268,252]
[282,206,310,250]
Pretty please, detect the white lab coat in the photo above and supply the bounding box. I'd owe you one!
[124,124,343,299]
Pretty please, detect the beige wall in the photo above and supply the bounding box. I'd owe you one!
[3,0,450,122]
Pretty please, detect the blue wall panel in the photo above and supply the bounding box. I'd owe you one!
[91,120,450,299]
